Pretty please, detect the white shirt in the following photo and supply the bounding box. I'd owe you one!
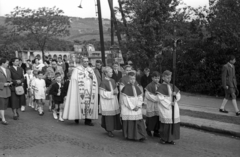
[1,66,7,77]
[13,66,18,71]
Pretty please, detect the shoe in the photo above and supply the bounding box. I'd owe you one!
[53,111,58,119]
[236,111,240,116]
[74,120,79,124]
[146,129,152,137]
[153,133,160,137]
[159,139,166,144]
[39,111,44,116]
[21,106,25,112]
[0,117,2,121]
[166,141,176,145]
[31,105,34,109]
[85,122,94,126]
[59,112,64,122]
[219,109,228,113]
[107,131,114,137]
[139,138,146,142]
[13,116,18,120]
[2,121,8,125]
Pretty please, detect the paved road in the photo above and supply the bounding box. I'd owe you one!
[0,107,239,157]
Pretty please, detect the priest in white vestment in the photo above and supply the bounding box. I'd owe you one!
[63,57,98,126]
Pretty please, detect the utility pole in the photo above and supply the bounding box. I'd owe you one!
[96,0,106,65]
[110,0,114,46]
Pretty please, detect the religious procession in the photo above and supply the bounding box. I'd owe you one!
[0,56,182,145]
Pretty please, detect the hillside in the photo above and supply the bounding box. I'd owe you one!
[0,16,113,42]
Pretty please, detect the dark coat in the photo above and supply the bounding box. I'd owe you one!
[222,63,237,89]
[111,70,122,84]
[9,66,26,108]
[0,67,11,98]
[49,82,64,103]
[141,74,152,90]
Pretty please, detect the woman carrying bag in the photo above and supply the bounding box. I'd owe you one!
[0,58,12,125]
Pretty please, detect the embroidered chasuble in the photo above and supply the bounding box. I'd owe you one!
[63,65,98,120]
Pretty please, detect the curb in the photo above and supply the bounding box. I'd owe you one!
[180,122,240,138]
[142,114,240,138]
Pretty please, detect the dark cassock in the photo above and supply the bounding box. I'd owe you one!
[144,81,160,137]
[9,66,26,109]
[121,83,147,141]
[99,77,122,134]
[156,83,181,143]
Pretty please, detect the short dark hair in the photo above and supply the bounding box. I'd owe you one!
[124,65,132,70]
[44,60,50,65]
[112,61,118,66]
[51,59,57,63]
[11,58,19,64]
[55,72,61,78]
[38,71,43,75]
[0,58,8,65]
[27,59,31,62]
[151,71,160,78]
[229,55,235,61]
[128,71,136,77]
[96,60,102,64]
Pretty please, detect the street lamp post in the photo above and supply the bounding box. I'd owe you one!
[78,0,106,66]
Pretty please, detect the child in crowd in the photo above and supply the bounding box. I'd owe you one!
[121,71,147,142]
[45,74,53,111]
[157,70,181,145]
[32,71,46,115]
[99,67,122,137]
[24,68,33,108]
[50,72,64,121]
[30,70,39,109]
[144,71,161,137]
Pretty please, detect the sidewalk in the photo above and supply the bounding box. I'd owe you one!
[142,94,240,137]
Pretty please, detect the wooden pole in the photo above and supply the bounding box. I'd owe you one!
[172,27,177,134]
[110,0,114,46]
[96,0,106,66]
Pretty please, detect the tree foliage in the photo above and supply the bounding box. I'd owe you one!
[5,6,71,61]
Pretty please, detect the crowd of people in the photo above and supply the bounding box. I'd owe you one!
[0,56,182,145]
[2,55,238,145]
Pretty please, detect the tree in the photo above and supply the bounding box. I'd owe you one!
[5,6,71,61]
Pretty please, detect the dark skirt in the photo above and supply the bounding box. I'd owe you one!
[159,122,180,142]
[122,119,147,140]
[9,92,26,109]
[0,97,9,110]
[101,114,122,131]
[146,116,160,132]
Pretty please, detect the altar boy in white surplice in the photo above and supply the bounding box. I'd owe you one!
[99,66,122,137]
[121,71,147,142]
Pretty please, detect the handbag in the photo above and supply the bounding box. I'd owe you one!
[15,86,24,95]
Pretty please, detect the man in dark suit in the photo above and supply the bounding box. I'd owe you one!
[141,68,152,93]
[9,58,26,119]
[111,62,122,99]
[111,61,122,84]
[19,59,27,74]
[219,55,240,116]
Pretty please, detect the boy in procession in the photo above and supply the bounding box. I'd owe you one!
[49,73,65,121]
[121,71,147,142]
[144,71,161,137]
[99,66,122,137]
[157,70,181,145]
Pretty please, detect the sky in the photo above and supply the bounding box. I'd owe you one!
[0,0,209,18]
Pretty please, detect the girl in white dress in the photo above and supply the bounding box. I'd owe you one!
[32,71,46,115]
